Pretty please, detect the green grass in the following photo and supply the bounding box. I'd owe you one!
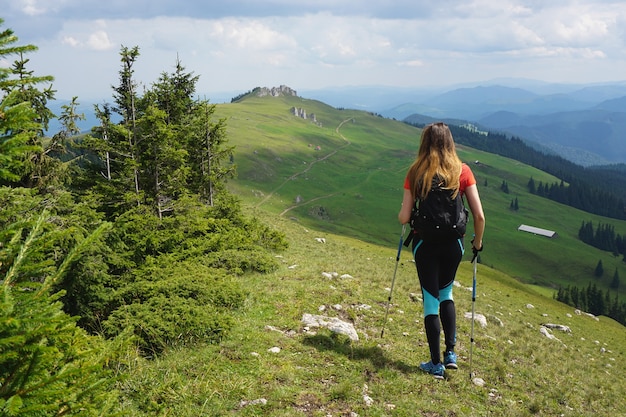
[118,210,626,416]
[216,95,626,298]
[115,94,626,416]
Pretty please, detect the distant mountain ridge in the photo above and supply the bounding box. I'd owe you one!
[47,79,626,166]
[379,82,626,166]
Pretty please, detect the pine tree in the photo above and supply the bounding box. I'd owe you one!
[527,176,536,194]
[594,260,604,277]
[1,212,121,415]
[111,45,142,205]
[0,19,51,185]
[611,269,620,290]
[185,100,235,206]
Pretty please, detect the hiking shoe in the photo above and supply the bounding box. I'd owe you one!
[419,361,445,379]
[444,351,458,369]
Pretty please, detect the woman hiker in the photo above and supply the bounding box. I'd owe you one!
[398,122,485,379]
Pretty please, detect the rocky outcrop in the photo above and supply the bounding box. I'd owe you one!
[256,85,297,97]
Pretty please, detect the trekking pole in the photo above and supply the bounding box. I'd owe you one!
[469,251,478,379]
[380,224,406,338]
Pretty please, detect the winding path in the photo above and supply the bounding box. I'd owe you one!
[255,118,354,213]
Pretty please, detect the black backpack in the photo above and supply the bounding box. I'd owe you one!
[404,175,468,246]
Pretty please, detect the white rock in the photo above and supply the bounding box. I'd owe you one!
[302,313,359,341]
[240,398,268,408]
[473,377,486,387]
[542,323,571,332]
[268,347,281,353]
[464,312,487,328]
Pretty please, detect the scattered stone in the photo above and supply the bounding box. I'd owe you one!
[526,304,535,309]
[539,326,565,346]
[265,325,283,333]
[464,312,487,328]
[250,352,260,357]
[322,272,333,279]
[340,274,354,279]
[409,292,422,302]
[473,377,486,387]
[288,264,298,269]
[487,315,504,327]
[541,323,571,332]
[362,384,374,407]
[268,347,281,353]
[302,313,359,341]
[315,237,326,243]
[239,398,267,408]
[539,326,556,340]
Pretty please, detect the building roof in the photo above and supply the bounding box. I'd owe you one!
[518,224,557,238]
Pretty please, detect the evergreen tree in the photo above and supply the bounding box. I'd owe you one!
[594,260,604,278]
[1,212,121,416]
[500,180,509,193]
[611,269,620,290]
[111,45,142,205]
[527,176,536,194]
[0,19,53,186]
[0,91,39,183]
[185,100,235,206]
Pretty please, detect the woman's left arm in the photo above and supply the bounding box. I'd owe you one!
[398,188,414,224]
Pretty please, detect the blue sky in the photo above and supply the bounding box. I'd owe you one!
[3,0,626,101]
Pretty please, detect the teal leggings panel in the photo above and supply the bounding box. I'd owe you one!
[423,288,440,316]
[440,281,454,303]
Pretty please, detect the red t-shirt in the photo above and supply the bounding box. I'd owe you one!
[404,163,476,196]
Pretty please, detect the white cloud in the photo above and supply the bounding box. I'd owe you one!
[2,0,625,100]
[16,0,47,16]
[87,30,113,50]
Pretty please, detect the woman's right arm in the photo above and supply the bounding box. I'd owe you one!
[464,184,485,250]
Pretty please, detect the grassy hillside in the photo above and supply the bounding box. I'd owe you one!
[215,94,626,297]
[121,209,626,416]
[116,93,626,416]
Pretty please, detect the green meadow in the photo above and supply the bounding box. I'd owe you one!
[115,92,626,416]
[216,94,626,296]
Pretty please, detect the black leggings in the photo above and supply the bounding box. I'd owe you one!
[413,238,464,364]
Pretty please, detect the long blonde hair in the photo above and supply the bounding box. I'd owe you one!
[407,122,462,200]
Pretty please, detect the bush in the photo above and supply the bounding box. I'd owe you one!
[102,257,246,354]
